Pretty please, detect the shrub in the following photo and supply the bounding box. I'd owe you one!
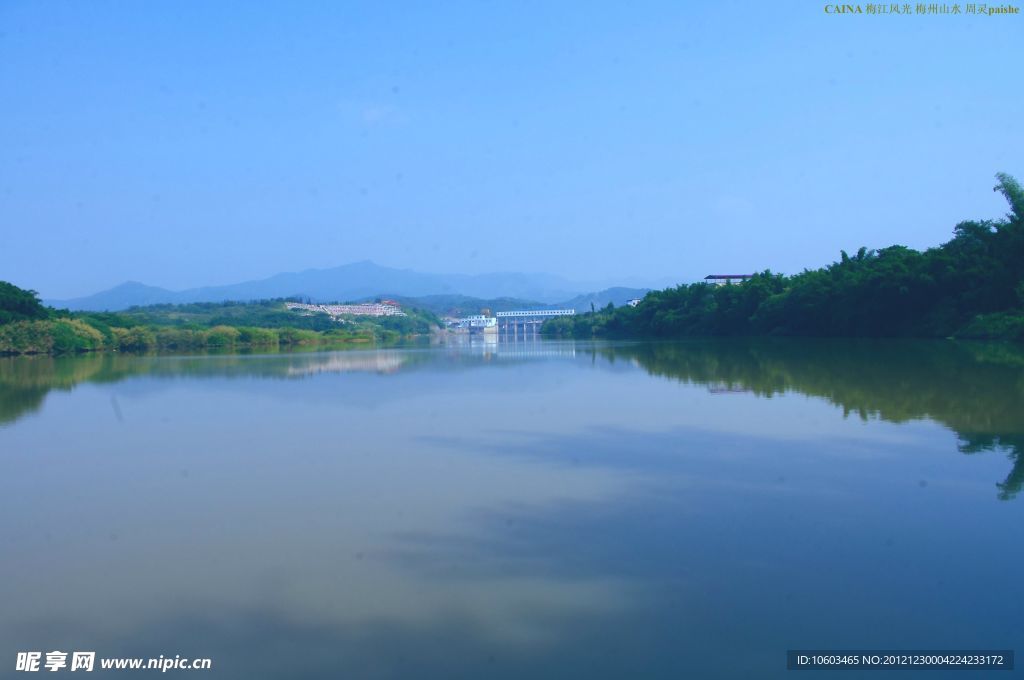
[277,327,319,345]
[0,320,56,354]
[50,319,105,353]
[0,319,112,354]
[203,325,241,347]
[114,326,157,351]
[236,326,279,346]
[155,328,204,349]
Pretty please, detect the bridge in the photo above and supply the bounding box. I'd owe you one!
[494,309,575,337]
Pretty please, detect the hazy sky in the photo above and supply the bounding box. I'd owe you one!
[2,2,1021,298]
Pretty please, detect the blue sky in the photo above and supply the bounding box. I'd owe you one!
[1,1,1021,298]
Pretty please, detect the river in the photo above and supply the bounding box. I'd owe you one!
[1,338,1021,678]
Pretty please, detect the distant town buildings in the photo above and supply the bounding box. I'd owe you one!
[626,298,642,307]
[285,301,406,318]
[704,274,755,286]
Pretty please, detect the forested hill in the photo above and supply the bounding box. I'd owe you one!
[0,281,49,324]
[545,173,1024,341]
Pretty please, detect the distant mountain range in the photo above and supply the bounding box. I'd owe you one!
[46,261,656,312]
[364,288,650,317]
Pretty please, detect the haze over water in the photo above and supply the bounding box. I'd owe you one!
[1,339,1022,678]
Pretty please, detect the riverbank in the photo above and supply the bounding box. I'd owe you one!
[544,309,1024,342]
[0,283,443,357]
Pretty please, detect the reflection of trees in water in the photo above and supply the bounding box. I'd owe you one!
[0,384,48,425]
[0,348,439,425]
[0,344,565,427]
[4,341,1023,498]
[598,340,1024,500]
[958,434,1024,501]
[0,354,111,425]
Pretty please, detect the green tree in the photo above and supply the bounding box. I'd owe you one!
[994,172,1024,223]
[0,281,48,324]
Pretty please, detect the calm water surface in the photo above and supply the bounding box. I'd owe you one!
[1,339,1022,679]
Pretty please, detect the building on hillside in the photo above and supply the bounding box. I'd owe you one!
[704,274,755,286]
[626,298,642,307]
[285,301,406,318]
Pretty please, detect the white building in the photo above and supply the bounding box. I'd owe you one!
[703,274,755,286]
[453,315,497,329]
[285,301,406,318]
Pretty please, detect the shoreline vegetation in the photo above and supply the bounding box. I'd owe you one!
[543,173,1024,342]
[0,289,440,356]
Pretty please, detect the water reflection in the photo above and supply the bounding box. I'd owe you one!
[596,340,1024,499]
[1,340,1023,678]
[3,340,1021,498]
